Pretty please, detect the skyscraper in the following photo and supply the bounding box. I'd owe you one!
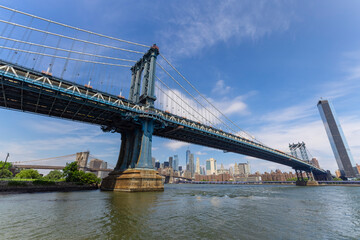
[155,160,160,169]
[173,155,179,171]
[189,153,194,176]
[196,157,200,174]
[318,99,359,178]
[186,149,190,166]
[238,162,251,176]
[169,157,173,169]
[234,162,240,175]
[206,158,217,175]
[152,157,156,168]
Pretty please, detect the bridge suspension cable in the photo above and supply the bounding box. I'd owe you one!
[0,36,137,63]
[158,53,265,144]
[155,78,211,125]
[0,45,132,67]
[0,20,145,55]
[0,5,150,48]
[157,62,238,134]
[11,153,76,164]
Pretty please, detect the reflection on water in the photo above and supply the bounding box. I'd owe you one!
[0,185,359,239]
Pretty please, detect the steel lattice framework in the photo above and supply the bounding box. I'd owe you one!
[0,59,329,179]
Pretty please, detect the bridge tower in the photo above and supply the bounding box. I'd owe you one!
[101,45,164,192]
[76,151,89,172]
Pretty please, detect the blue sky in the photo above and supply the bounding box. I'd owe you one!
[1,0,360,174]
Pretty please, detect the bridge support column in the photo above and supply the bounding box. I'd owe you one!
[295,169,319,186]
[101,44,163,192]
[101,120,163,192]
[306,169,319,186]
[295,170,306,186]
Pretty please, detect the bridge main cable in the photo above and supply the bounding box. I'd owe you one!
[0,46,132,67]
[0,36,137,63]
[0,5,150,48]
[11,153,77,164]
[0,20,145,54]
[155,78,210,124]
[159,53,265,144]
[157,62,237,134]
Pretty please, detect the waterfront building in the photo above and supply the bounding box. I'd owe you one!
[335,170,341,178]
[195,173,230,182]
[196,157,200,174]
[206,158,217,175]
[178,166,182,172]
[318,99,359,178]
[164,161,169,168]
[260,170,297,181]
[310,157,320,169]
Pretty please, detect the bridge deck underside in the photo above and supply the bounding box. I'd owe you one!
[155,126,324,174]
[0,74,134,131]
[0,60,326,175]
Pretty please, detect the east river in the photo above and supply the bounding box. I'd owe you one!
[0,184,359,240]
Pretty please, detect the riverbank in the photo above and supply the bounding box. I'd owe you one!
[179,180,295,185]
[0,180,98,193]
[179,180,360,186]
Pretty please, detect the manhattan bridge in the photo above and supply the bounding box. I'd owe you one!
[0,5,329,191]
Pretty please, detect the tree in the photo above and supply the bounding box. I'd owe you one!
[63,162,81,182]
[63,162,101,184]
[15,169,41,179]
[45,170,63,180]
[0,169,13,178]
[0,161,12,170]
[79,172,101,185]
[333,177,343,181]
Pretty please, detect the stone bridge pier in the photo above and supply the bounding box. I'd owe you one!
[101,45,164,192]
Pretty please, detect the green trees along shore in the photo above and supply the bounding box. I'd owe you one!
[0,161,101,185]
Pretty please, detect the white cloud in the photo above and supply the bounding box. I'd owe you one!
[218,96,248,116]
[161,0,293,57]
[164,140,190,150]
[252,113,360,174]
[212,80,231,95]
[260,103,315,123]
[24,120,87,135]
[195,151,207,156]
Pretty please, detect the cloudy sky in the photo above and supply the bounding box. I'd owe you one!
[1,0,360,174]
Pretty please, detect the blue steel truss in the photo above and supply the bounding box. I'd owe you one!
[0,59,328,179]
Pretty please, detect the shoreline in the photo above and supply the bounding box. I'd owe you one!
[177,181,360,186]
[0,180,98,194]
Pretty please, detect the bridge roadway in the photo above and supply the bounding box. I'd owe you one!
[0,60,328,178]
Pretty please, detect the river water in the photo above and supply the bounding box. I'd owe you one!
[0,184,359,240]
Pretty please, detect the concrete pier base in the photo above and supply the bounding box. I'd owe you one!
[306,180,319,186]
[100,169,164,192]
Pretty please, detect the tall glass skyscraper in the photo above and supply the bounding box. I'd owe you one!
[173,155,179,171]
[317,99,359,178]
